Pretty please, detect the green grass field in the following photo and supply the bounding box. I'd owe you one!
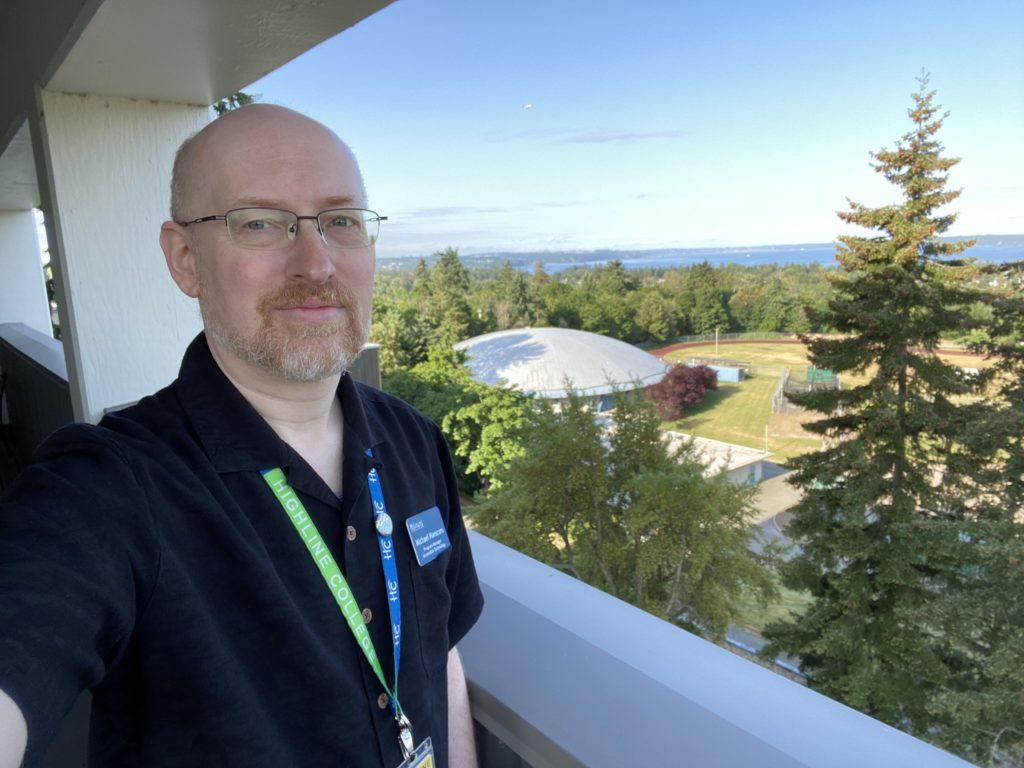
[660,341,992,464]
[660,344,819,463]
[733,573,815,634]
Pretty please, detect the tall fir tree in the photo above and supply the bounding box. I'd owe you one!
[763,77,996,756]
[687,261,730,335]
[426,247,475,346]
[493,260,535,329]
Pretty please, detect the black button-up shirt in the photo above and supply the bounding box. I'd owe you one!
[0,333,484,767]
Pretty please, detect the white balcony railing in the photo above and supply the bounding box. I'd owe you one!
[460,533,972,768]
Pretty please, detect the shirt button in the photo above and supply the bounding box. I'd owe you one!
[377,692,388,710]
[346,525,357,541]
[362,608,373,623]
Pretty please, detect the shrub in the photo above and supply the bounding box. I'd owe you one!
[644,364,718,420]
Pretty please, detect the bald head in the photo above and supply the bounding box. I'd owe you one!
[169,104,367,222]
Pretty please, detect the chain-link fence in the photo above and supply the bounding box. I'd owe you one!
[665,331,796,345]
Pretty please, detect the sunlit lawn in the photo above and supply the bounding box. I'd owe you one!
[733,572,815,635]
[660,341,994,463]
[662,376,774,448]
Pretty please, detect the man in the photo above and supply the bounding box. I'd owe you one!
[0,104,483,767]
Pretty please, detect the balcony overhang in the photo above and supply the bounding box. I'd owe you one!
[0,0,394,208]
[47,0,393,106]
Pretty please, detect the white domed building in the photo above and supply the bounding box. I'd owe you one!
[453,327,669,411]
[455,327,770,485]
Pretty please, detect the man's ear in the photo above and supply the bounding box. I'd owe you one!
[160,221,200,298]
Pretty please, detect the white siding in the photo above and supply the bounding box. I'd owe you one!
[41,91,209,422]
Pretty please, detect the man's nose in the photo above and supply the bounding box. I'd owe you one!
[287,218,336,282]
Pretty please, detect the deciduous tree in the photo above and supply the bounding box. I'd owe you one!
[471,387,774,640]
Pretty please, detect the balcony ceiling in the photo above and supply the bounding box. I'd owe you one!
[49,0,393,106]
[0,0,392,211]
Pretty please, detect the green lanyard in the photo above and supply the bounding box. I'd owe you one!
[261,468,415,756]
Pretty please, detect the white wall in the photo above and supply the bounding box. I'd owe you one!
[41,91,209,422]
[0,210,51,336]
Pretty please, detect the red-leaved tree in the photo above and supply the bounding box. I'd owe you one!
[644,364,718,420]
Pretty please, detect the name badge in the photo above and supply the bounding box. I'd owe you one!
[396,737,434,768]
[405,507,451,567]
[393,741,434,768]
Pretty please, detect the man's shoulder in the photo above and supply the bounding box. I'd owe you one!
[26,387,182,477]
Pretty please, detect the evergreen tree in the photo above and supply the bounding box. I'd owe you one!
[634,290,680,342]
[530,260,551,288]
[763,77,996,755]
[493,261,535,329]
[920,260,1024,764]
[411,257,432,303]
[370,304,427,374]
[687,261,730,335]
[426,247,474,346]
[213,91,256,115]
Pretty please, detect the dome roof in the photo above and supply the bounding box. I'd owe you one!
[454,327,669,398]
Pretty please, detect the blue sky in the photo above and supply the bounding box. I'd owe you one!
[249,0,1024,259]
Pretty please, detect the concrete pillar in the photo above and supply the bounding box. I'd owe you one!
[35,90,210,423]
[0,210,51,336]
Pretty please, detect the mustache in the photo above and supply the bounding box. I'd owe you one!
[258,281,359,313]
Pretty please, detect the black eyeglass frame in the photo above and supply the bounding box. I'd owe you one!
[175,207,388,249]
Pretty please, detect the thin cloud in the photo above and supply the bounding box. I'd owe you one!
[558,130,686,144]
[399,205,512,217]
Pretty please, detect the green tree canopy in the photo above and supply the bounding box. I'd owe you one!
[382,346,532,494]
[471,387,775,640]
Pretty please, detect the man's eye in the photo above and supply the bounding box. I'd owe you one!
[243,219,269,231]
[327,216,353,228]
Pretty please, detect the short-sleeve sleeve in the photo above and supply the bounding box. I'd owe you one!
[432,425,484,649]
[0,426,160,763]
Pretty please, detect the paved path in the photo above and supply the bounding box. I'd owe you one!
[747,466,803,560]
[752,468,802,524]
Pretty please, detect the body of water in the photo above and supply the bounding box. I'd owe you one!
[538,242,1024,273]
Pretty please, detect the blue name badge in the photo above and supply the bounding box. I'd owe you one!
[405,506,452,567]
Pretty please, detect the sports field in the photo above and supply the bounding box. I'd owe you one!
[657,340,992,464]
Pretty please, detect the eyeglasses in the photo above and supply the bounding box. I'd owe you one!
[176,207,387,250]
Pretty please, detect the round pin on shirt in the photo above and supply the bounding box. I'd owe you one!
[375,511,394,536]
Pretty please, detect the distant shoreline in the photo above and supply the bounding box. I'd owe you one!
[379,235,1024,272]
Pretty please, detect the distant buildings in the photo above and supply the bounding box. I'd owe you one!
[662,430,769,486]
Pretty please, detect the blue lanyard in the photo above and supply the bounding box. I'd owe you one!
[365,447,403,708]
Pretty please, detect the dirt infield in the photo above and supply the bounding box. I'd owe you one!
[649,337,980,360]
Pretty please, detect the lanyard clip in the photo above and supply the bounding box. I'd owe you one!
[396,711,415,760]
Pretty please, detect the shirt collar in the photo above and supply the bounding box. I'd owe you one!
[174,332,385,476]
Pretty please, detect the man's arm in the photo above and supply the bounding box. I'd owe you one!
[447,647,477,768]
[0,688,27,768]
